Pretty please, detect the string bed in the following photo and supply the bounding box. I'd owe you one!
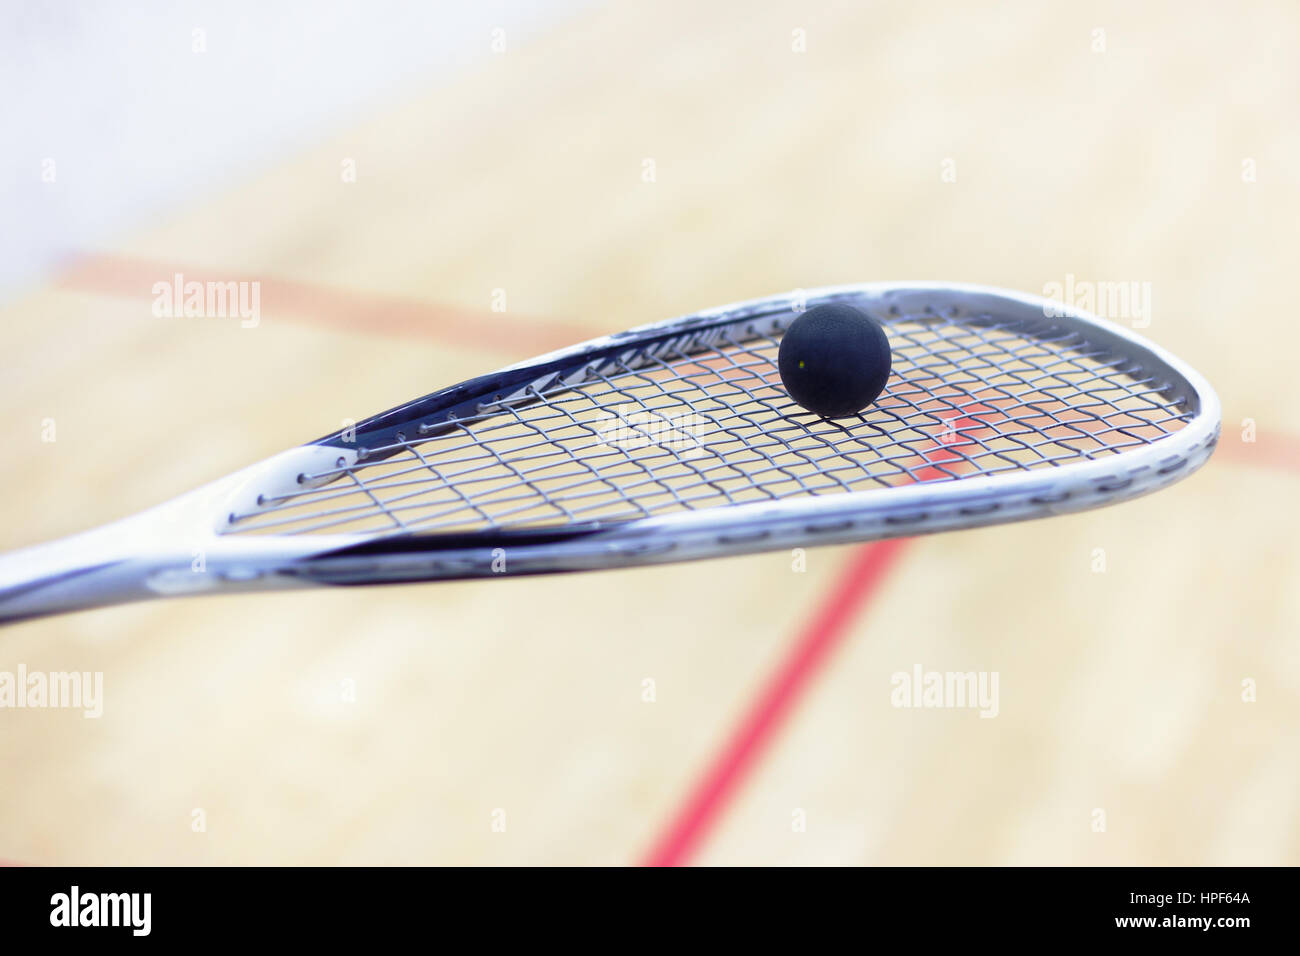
[226,310,1192,536]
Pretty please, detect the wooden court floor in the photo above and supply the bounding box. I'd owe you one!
[1,0,1297,865]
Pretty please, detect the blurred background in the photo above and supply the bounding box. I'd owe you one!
[1,0,1297,865]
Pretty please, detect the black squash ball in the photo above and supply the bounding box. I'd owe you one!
[778,303,892,418]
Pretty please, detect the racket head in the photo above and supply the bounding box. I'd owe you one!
[216,282,1218,583]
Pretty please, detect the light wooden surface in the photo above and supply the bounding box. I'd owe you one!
[2,0,1297,865]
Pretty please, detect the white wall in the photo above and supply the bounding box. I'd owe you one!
[1,0,590,298]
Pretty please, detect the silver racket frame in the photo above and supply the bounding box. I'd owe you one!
[0,283,1220,623]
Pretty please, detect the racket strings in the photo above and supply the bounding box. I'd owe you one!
[225,310,1192,535]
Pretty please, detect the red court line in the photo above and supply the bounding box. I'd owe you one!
[48,253,1300,486]
[1214,431,1300,476]
[640,537,909,867]
[637,398,1029,867]
[47,253,1300,869]
[56,252,593,356]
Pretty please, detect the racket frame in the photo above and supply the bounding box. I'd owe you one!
[0,282,1220,622]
